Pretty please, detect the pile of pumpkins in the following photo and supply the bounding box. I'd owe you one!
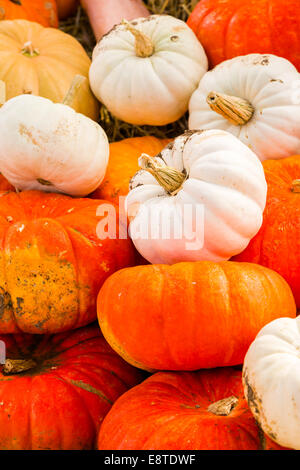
[0,0,298,451]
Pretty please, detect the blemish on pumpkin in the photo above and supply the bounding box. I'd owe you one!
[170,35,179,42]
[0,288,13,320]
[70,379,113,404]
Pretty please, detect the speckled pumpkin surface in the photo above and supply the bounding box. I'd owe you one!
[0,190,136,334]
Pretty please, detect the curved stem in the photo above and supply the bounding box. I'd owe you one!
[207,396,238,416]
[62,75,87,109]
[139,154,186,195]
[21,41,40,57]
[3,358,37,375]
[291,179,300,193]
[122,19,154,58]
[207,92,255,126]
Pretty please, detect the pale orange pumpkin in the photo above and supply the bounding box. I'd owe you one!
[0,19,99,120]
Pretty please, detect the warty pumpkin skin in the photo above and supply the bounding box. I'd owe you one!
[98,368,266,450]
[187,0,300,70]
[0,19,99,121]
[233,155,300,308]
[0,0,58,27]
[0,190,136,334]
[90,136,170,204]
[98,261,296,372]
[0,324,143,450]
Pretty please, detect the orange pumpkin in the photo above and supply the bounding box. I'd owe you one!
[0,324,143,450]
[0,0,58,27]
[0,190,136,334]
[56,0,78,19]
[98,368,268,450]
[90,137,170,205]
[187,0,300,71]
[233,155,300,308]
[98,261,296,371]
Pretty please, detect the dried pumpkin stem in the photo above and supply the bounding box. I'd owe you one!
[122,19,154,58]
[3,358,37,375]
[207,92,255,126]
[139,153,186,195]
[63,75,87,109]
[291,179,300,193]
[207,396,239,416]
[21,41,40,57]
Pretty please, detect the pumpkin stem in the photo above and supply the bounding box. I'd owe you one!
[207,396,239,416]
[21,41,40,58]
[62,74,87,109]
[291,179,300,193]
[122,19,154,58]
[207,92,255,126]
[2,358,37,375]
[139,154,186,195]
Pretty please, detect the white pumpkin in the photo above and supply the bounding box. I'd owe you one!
[126,129,267,265]
[89,15,208,126]
[189,54,300,161]
[243,316,300,450]
[0,81,109,197]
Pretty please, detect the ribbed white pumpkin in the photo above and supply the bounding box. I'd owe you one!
[189,54,300,161]
[89,15,208,126]
[127,129,267,265]
[243,316,300,450]
[0,93,109,197]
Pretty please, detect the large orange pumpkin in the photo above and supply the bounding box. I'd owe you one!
[98,368,268,450]
[0,324,143,450]
[0,0,58,27]
[0,190,136,334]
[0,19,99,121]
[233,155,300,308]
[90,137,170,205]
[98,261,296,371]
[187,0,300,70]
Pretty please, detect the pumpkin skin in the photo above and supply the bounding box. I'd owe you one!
[89,15,208,126]
[98,368,265,450]
[0,94,109,197]
[187,0,300,71]
[81,0,150,41]
[0,190,136,334]
[56,0,79,19]
[98,261,296,371]
[243,316,300,450]
[0,324,143,450]
[188,54,300,162]
[233,155,300,308]
[127,130,267,265]
[0,0,58,27]
[90,137,170,204]
[0,19,99,121]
